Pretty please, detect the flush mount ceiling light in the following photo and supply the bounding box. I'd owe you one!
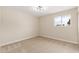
[32,6,47,13]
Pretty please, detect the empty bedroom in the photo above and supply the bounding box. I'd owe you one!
[0,6,79,53]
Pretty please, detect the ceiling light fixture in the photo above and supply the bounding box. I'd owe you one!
[32,6,47,13]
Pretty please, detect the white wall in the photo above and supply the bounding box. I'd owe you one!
[78,8,79,43]
[40,8,78,44]
[0,7,78,46]
[0,7,39,46]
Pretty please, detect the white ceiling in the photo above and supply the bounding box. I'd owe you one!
[10,6,76,17]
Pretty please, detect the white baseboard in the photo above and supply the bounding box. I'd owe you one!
[0,35,37,47]
[0,34,78,47]
[40,35,78,44]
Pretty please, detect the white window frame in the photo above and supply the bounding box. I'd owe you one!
[54,14,71,27]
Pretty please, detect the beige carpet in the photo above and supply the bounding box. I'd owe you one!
[0,36,79,53]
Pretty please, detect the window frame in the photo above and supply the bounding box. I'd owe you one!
[54,14,71,27]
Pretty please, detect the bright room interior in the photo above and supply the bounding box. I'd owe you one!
[0,6,79,53]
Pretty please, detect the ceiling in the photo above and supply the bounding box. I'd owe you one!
[9,6,76,17]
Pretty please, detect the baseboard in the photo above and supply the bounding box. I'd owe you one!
[0,35,78,47]
[40,35,78,44]
[0,35,38,47]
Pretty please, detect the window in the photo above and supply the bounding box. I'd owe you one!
[54,15,71,26]
[54,16,62,26]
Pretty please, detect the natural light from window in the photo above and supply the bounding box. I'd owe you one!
[54,15,71,27]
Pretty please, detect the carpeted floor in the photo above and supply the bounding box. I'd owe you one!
[0,36,79,53]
